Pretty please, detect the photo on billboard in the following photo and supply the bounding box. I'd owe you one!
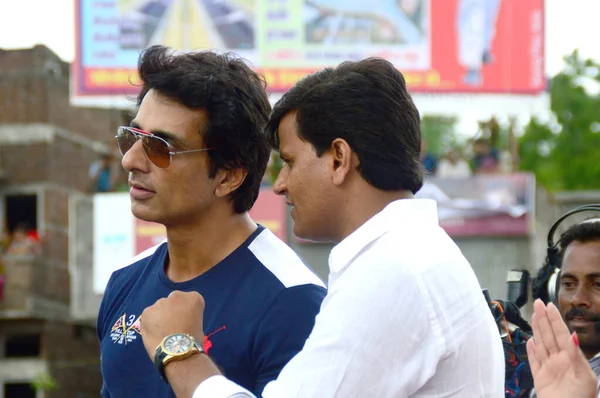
[304,0,428,46]
[117,0,170,50]
[299,0,430,70]
[116,0,256,50]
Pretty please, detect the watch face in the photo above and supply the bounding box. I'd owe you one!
[163,334,193,355]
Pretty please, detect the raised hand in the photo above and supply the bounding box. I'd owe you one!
[526,299,597,398]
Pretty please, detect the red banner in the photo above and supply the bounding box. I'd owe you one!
[424,0,545,93]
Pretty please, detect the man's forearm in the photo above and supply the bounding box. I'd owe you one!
[165,353,222,398]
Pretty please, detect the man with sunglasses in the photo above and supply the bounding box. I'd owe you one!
[96,45,326,398]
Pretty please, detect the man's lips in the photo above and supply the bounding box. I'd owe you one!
[568,317,595,328]
[129,181,155,200]
[129,181,155,192]
[286,202,296,216]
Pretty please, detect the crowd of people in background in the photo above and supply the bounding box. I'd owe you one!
[420,136,513,179]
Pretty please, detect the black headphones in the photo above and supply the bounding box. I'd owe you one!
[546,204,600,305]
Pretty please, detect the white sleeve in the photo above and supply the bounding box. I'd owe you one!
[259,260,444,397]
[192,375,255,398]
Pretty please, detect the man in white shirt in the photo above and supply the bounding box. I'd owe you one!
[139,57,505,397]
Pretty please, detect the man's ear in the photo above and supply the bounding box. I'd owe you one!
[329,138,353,186]
[214,168,248,198]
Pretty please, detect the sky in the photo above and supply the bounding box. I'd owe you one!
[1,0,599,75]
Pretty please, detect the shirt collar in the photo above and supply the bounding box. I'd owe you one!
[328,199,439,274]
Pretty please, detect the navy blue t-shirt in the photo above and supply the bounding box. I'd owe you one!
[97,226,326,397]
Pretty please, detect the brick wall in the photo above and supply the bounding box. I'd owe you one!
[42,321,102,398]
[33,259,70,310]
[0,74,48,122]
[0,46,129,396]
[0,256,69,312]
[44,189,69,230]
[0,134,105,192]
[0,142,50,183]
[0,45,130,145]
[0,256,34,311]
[48,135,101,193]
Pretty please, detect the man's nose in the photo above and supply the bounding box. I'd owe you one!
[571,285,592,308]
[121,139,150,172]
[272,167,287,196]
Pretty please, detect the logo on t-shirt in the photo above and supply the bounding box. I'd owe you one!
[110,313,141,345]
[203,325,226,354]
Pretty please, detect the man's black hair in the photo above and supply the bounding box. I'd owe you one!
[137,45,271,213]
[266,57,423,194]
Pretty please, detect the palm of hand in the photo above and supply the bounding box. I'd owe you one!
[533,351,596,398]
[527,300,598,398]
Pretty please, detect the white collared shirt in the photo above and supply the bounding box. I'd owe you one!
[194,199,505,397]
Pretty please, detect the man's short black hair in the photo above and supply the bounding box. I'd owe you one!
[265,57,423,194]
[558,219,600,261]
[136,45,271,213]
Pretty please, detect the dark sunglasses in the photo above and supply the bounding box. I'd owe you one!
[115,126,214,169]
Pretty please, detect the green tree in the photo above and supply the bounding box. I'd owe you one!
[31,373,57,392]
[420,115,461,156]
[519,50,600,190]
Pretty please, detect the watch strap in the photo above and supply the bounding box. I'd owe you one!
[154,346,168,383]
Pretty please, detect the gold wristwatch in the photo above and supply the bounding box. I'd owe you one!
[154,333,204,384]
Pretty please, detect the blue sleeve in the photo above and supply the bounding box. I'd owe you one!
[251,284,326,396]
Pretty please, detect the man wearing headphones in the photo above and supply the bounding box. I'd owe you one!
[530,211,600,397]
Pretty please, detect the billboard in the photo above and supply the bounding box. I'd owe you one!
[72,0,544,105]
[92,188,287,293]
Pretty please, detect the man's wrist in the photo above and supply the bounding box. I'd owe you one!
[164,352,222,398]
